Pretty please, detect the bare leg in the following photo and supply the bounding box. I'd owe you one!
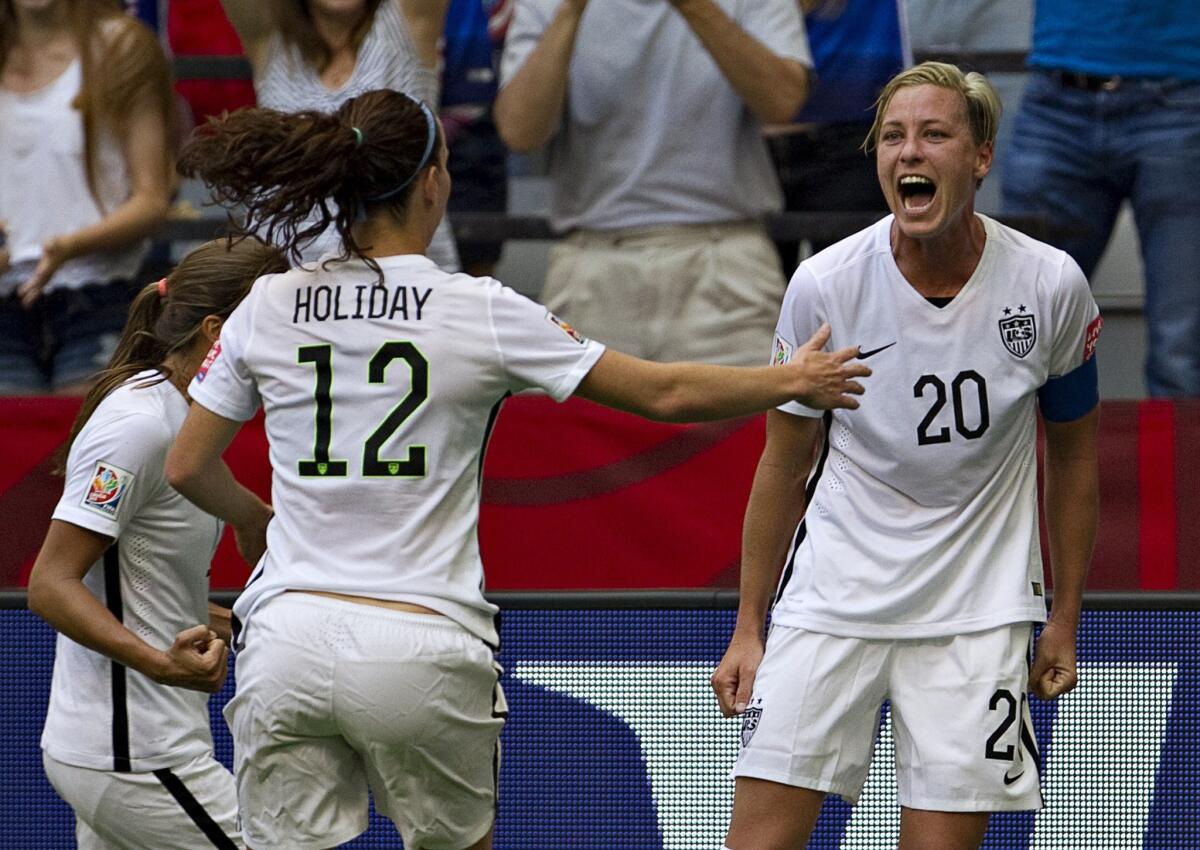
[898,808,989,850]
[725,777,825,850]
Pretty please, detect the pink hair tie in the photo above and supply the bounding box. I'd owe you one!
[156,277,168,297]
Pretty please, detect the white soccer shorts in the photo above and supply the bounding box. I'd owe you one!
[733,622,1043,811]
[225,593,506,850]
[43,751,243,849]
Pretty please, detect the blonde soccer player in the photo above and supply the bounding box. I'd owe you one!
[166,88,871,850]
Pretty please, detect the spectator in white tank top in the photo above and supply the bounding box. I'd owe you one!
[0,0,175,394]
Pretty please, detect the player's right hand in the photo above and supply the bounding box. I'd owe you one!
[711,633,765,717]
[155,624,229,693]
[787,324,871,410]
[233,504,272,567]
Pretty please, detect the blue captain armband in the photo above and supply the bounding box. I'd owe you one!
[1038,355,1099,422]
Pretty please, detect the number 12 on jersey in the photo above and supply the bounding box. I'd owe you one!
[297,342,430,478]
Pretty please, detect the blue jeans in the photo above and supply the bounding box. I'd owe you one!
[1002,71,1200,397]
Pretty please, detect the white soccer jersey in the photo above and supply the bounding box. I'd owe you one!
[189,254,606,648]
[770,214,1101,639]
[42,372,223,772]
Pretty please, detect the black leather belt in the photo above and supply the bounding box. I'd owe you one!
[1049,69,1133,92]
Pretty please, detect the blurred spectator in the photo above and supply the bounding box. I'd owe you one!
[1002,0,1200,397]
[442,0,512,277]
[768,0,909,266]
[218,0,461,271]
[0,0,175,395]
[496,0,812,366]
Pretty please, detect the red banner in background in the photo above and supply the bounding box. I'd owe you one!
[1,396,1194,591]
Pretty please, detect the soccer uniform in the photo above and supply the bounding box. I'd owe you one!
[735,214,1101,809]
[41,372,241,849]
[189,254,605,850]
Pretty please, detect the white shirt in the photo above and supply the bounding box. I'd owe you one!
[0,60,147,296]
[189,254,605,648]
[42,372,223,772]
[500,0,811,231]
[770,214,1101,639]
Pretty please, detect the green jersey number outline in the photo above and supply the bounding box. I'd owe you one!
[298,342,429,478]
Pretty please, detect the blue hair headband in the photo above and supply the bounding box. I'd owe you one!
[366,98,438,203]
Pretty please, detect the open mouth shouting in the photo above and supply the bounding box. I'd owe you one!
[898,175,937,214]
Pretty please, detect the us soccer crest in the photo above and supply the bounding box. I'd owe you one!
[998,309,1037,358]
[740,704,763,747]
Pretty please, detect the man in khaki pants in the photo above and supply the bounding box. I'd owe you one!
[496,0,812,366]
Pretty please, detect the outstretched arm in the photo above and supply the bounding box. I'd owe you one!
[712,410,820,715]
[27,522,228,693]
[574,325,868,422]
[166,405,273,567]
[671,0,810,124]
[1030,405,1099,700]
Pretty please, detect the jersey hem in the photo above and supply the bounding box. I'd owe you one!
[188,387,258,423]
[769,607,1048,640]
[552,341,606,402]
[51,505,120,539]
[40,740,214,774]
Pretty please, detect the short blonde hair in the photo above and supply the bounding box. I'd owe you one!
[864,61,1002,151]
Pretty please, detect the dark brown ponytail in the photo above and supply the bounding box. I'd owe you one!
[177,89,442,274]
[56,238,288,473]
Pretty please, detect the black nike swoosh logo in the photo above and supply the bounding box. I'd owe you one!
[1003,770,1025,786]
[857,341,897,359]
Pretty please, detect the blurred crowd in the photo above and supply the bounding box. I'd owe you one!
[2,0,1197,396]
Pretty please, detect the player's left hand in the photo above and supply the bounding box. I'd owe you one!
[1029,620,1078,700]
[18,236,72,308]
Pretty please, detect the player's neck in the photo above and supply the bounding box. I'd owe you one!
[890,214,986,298]
[352,215,434,260]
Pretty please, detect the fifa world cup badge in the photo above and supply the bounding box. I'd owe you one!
[81,462,135,519]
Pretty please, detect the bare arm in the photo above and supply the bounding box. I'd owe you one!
[712,410,820,715]
[18,29,172,307]
[1030,406,1099,700]
[209,601,234,645]
[166,405,273,567]
[218,0,273,67]
[574,325,868,422]
[397,0,452,71]
[671,0,810,124]
[27,521,228,693]
[494,0,587,153]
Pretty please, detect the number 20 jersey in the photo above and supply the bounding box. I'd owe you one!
[770,214,1101,639]
[189,255,605,648]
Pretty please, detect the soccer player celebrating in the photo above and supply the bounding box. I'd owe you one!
[712,62,1102,850]
[28,238,287,850]
[164,88,870,850]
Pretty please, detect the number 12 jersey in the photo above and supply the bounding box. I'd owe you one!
[190,255,606,648]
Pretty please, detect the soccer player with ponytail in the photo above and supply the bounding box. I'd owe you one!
[166,88,870,850]
[28,237,287,850]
